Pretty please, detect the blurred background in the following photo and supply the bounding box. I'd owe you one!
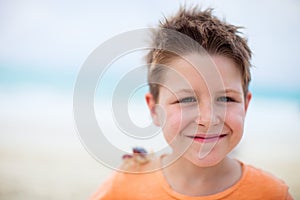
[1,0,299,199]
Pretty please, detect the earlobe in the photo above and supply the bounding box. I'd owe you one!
[145,93,161,126]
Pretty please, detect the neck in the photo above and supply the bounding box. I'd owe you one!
[162,153,241,196]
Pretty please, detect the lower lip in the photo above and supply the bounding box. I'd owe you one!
[190,135,227,143]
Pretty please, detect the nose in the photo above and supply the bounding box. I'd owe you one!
[195,102,220,127]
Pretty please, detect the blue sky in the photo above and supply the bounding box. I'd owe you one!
[0,0,300,98]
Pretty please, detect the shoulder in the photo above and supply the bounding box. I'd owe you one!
[239,163,292,199]
[244,164,287,187]
[90,154,162,200]
[89,171,118,200]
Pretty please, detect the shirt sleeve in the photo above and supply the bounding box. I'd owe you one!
[89,173,117,200]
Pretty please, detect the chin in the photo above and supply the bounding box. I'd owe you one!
[184,149,226,168]
[193,158,223,168]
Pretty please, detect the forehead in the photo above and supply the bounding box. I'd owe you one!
[161,54,243,93]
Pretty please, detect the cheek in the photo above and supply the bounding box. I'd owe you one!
[162,105,202,142]
[225,107,246,134]
[162,107,184,142]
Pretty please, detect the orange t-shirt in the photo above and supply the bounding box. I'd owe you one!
[90,157,293,200]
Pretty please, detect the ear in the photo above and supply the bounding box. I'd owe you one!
[145,93,161,126]
[244,92,252,112]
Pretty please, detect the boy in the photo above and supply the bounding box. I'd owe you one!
[91,6,293,199]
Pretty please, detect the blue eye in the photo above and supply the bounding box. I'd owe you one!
[178,97,197,103]
[217,96,235,102]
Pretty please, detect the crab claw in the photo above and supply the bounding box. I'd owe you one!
[122,154,133,159]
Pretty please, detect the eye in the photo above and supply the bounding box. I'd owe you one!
[217,96,236,102]
[178,97,197,103]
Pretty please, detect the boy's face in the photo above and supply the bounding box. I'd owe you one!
[146,54,251,167]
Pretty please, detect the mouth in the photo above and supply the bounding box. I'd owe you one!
[186,134,227,143]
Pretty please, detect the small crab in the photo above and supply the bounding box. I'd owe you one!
[132,147,147,156]
[122,147,149,164]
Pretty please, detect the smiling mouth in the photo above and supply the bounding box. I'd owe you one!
[187,134,227,143]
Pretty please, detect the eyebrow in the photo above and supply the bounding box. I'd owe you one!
[217,89,242,95]
[173,88,242,95]
[172,89,195,94]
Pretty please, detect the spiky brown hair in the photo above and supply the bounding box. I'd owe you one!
[146,6,252,102]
